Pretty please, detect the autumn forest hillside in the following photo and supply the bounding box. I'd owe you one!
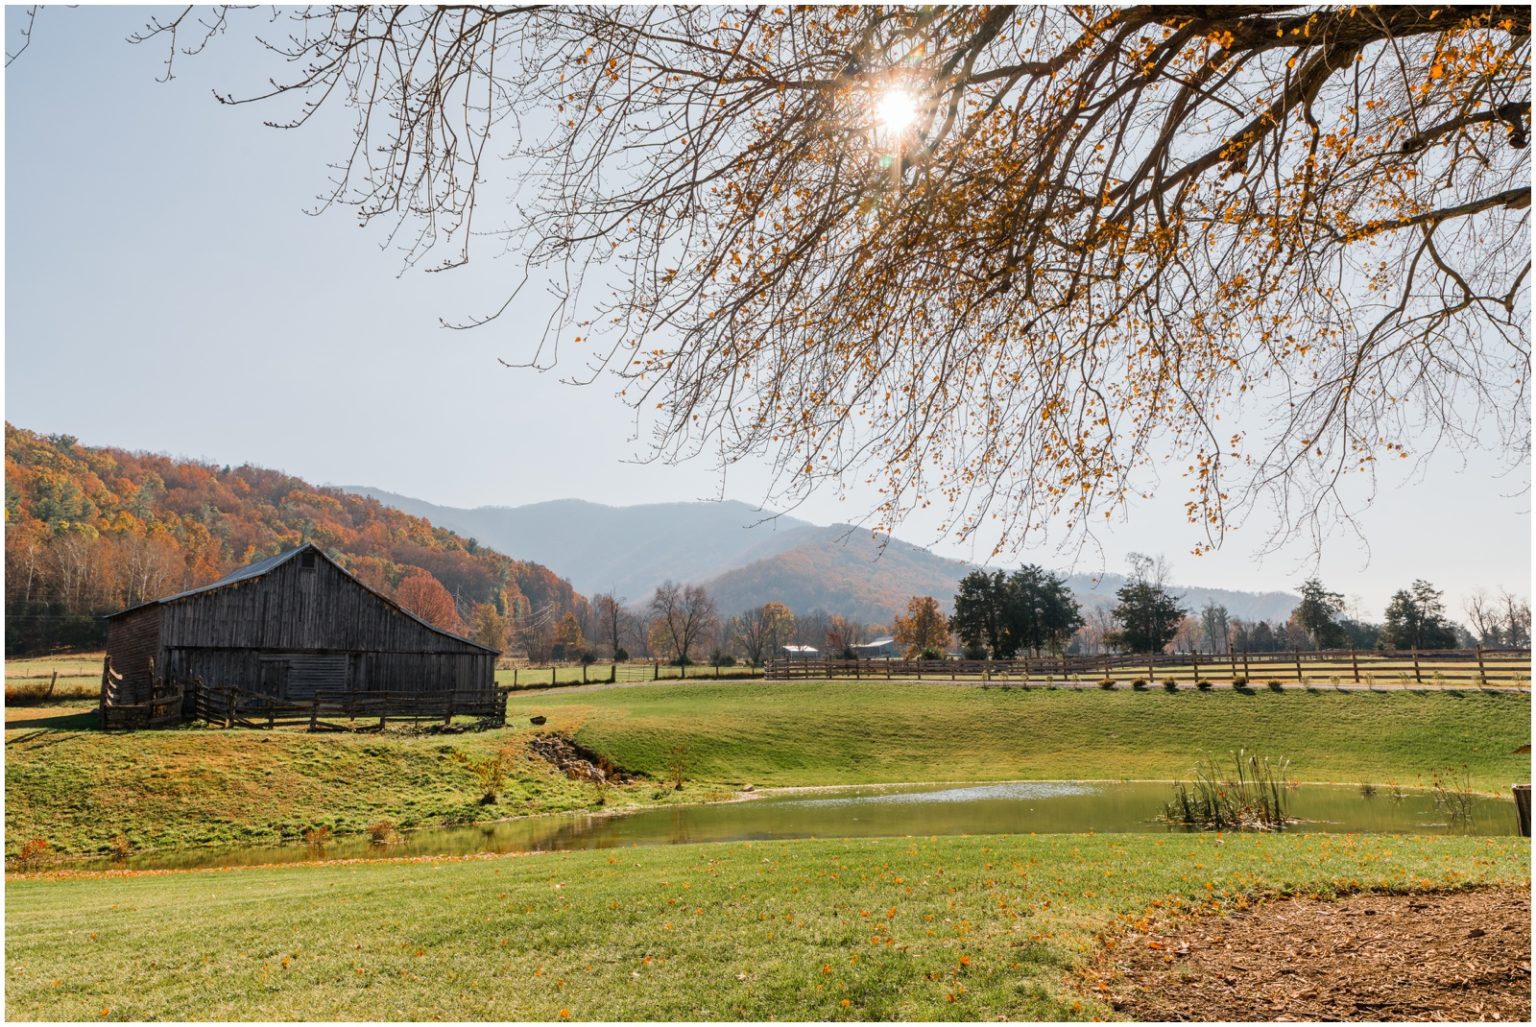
[3,424,586,656]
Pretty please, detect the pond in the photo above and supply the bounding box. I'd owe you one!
[93,780,1522,872]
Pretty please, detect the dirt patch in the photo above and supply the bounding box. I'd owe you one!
[527,733,633,783]
[1105,886,1531,1021]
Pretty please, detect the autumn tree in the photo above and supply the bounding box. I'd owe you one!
[1465,587,1532,647]
[469,602,509,654]
[130,6,1532,557]
[894,596,950,659]
[648,581,719,673]
[730,601,797,666]
[591,592,634,660]
[551,612,588,661]
[396,570,462,633]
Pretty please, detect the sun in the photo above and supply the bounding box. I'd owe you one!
[873,87,920,142]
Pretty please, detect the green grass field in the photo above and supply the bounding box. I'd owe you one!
[5,833,1526,1021]
[8,684,1530,861]
[514,681,1532,791]
[497,663,763,689]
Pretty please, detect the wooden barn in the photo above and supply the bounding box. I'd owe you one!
[102,543,500,728]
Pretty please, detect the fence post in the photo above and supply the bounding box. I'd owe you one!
[310,695,320,732]
[1227,645,1238,681]
[886,657,891,680]
[513,667,518,688]
[1475,646,1488,686]
[552,666,557,687]
[610,662,617,684]
[1242,648,1251,681]
[1293,649,1303,684]
[583,662,588,685]
[1411,648,1423,684]
[98,655,112,727]
[1191,650,1200,688]
[1350,649,1360,684]
[444,691,455,726]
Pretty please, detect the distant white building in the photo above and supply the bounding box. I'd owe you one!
[781,644,819,661]
[851,637,899,659]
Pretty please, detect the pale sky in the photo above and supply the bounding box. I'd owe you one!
[4,6,1530,620]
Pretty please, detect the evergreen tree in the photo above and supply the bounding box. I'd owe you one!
[1108,556,1186,654]
[950,570,1009,657]
[1005,566,1084,657]
[1294,578,1347,648]
[1381,580,1459,650]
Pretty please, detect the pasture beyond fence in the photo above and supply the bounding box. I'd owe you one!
[766,648,1532,689]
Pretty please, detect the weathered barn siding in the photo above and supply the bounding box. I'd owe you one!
[104,604,163,704]
[157,554,485,656]
[104,544,498,722]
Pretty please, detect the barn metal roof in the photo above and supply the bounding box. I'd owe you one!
[158,545,311,603]
[106,543,497,653]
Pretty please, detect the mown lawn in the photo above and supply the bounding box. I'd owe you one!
[5,833,1527,1021]
[8,684,1530,861]
[513,682,1532,792]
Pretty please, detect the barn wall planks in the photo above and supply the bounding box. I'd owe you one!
[105,605,163,705]
[104,545,497,724]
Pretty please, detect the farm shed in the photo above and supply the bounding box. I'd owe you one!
[103,543,499,728]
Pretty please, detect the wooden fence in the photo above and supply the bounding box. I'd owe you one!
[187,680,510,730]
[765,647,1532,688]
[97,652,508,731]
[98,656,183,730]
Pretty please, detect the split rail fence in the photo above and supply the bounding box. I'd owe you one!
[187,680,511,730]
[98,655,509,731]
[766,647,1532,689]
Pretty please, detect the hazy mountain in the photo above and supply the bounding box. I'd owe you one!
[342,488,818,601]
[345,487,1299,624]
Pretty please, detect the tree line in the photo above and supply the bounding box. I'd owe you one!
[554,555,1529,670]
[4,424,587,656]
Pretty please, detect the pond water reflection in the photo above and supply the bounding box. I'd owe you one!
[100,780,1521,872]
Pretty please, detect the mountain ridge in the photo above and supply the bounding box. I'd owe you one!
[342,486,1299,624]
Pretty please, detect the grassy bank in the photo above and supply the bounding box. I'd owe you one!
[8,684,1530,860]
[513,682,1532,792]
[6,833,1527,1021]
[4,710,689,860]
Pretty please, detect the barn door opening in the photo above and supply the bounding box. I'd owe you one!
[259,659,289,699]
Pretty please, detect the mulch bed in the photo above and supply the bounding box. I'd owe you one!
[1105,886,1531,1021]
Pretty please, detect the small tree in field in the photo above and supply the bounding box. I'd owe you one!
[648,581,719,672]
[895,596,950,659]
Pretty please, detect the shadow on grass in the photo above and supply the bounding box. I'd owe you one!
[5,710,99,731]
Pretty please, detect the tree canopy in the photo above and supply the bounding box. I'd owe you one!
[131,5,1530,555]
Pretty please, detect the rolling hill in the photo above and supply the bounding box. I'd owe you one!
[344,487,1299,624]
[4,425,586,655]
